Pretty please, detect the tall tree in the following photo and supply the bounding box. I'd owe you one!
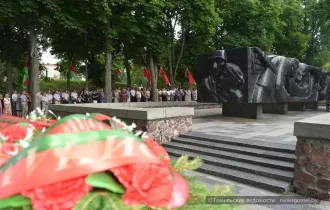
[273,0,308,58]
[0,25,29,95]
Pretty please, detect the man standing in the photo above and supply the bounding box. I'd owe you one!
[41,93,48,113]
[54,91,61,104]
[47,90,53,105]
[145,88,150,102]
[130,88,136,102]
[62,90,69,104]
[11,90,18,116]
[71,90,78,104]
[20,91,28,118]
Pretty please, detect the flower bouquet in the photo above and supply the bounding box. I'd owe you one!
[0,109,239,210]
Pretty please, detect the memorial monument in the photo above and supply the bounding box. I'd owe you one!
[197,47,330,118]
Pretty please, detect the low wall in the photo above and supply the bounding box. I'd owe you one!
[53,101,219,109]
[293,114,330,200]
[49,104,194,144]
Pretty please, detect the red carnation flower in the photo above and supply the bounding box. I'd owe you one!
[0,124,30,142]
[110,139,173,208]
[22,177,92,210]
[143,138,170,164]
[111,164,173,208]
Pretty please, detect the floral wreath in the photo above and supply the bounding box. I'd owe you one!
[0,108,238,210]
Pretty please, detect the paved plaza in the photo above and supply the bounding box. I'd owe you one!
[189,107,330,210]
[193,107,327,145]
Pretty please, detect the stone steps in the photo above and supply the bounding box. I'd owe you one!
[163,132,295,193]
[171,156,291,193]
[173,137,295,162]
[180,132,296,153]
[167,148,293,182]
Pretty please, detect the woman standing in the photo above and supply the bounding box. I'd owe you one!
[3,94,12,115]
[121,88,127,103]
[16,94,22,117]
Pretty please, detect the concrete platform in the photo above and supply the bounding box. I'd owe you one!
[49,103,194,144]
[193,107,327,145]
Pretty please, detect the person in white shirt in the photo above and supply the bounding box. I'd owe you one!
[62,90,69,104]
[130,88,136,102]
[166,89,171,101]
[71,90,78,104]
[53,91,61,104]
[11,91,18,115]
[136,88,142,102]
[47,91,53,104]
[41,93,48,113]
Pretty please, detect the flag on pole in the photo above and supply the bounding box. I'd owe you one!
[114,69,121,76]
[185,69,196,85]
[69,62,79,80]
[143,67,152,86]
[159,67,171,86]
[22,59,29,89]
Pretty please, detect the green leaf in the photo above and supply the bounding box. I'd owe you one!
[74,191,145,210]
[0,195,32,210]
[170,159,177,167]
[85,172,125,194]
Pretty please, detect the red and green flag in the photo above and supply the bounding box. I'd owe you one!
[143,67,152,86]
[22,59,29,89]
[69,62,79,80]
[185,69,196,85]
[159,68,171,86]
[114,69,121,80]
[114,69,120,76]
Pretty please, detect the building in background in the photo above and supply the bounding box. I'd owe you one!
[41,63,61,79]
[41,49,61,79]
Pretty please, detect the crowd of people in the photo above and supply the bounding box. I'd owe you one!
[0,87,197,117]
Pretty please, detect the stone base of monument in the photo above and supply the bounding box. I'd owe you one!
[222,103,263,119]
[49,104,194,144]
[263,103,288,115]
[293,114,330,200]
[305,102,319,110]
[288,102,306,111]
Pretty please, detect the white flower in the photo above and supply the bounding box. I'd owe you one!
[18,140,30,148]
[135,131,143,136]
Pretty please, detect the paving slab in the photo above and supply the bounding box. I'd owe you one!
[193,107,327,145]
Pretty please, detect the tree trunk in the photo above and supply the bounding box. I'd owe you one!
[168,47,174,86]
[67,58,71,91]
[104,51,112,102]
[174,27,186,80]
[85,59,89,89]
[29,26,40,110]
[149,55,158,102]
[104,31,112,103]
[125,58,131,88]
[5,61,13,95]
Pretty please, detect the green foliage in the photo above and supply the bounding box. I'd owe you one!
[273,0,309,58]
[39,79,96,92]
[74,191,143,210]
[173,156,239,210]
[173,155,203,173]
[85,172,125,194]
[0,195,32,210]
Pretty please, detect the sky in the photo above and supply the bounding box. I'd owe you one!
[41,48,59,65]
